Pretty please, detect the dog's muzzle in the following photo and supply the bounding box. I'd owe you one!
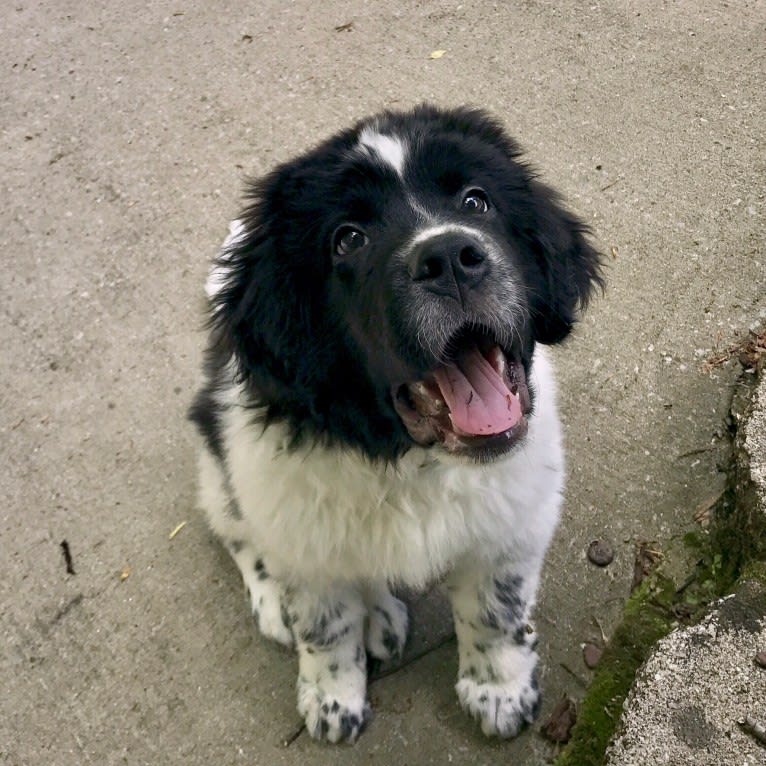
[407,232,490,304]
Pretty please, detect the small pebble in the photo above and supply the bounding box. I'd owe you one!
[583,642,603,669]
[587,540,614,567]
[755,651,766,669]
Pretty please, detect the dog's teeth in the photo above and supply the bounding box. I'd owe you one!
[488,347,506,375]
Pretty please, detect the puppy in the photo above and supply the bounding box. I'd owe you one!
[189,104,602,743]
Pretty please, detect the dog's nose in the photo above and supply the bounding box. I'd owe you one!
[407,233,489,301]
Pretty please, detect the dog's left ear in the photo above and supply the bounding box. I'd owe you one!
[520,181,604,345]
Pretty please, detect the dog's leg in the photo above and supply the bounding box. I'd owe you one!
[361,582,409,663]
[446,557,543,738]
[197,449,293,646]
[226,541,294,647]
[284,585,371,743]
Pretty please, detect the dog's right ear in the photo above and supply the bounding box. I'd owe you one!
[206,203,331,405]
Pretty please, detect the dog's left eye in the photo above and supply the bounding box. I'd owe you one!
[334,226,369,256]
[461,189,490,214]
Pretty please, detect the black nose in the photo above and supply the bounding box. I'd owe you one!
[407,233,489,301]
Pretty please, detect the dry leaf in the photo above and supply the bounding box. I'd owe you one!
[120,566,132,581]
[429,50,446,59]
[631,541,662,592]
[542,696,577,743]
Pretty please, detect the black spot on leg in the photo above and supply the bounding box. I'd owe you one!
[226,497,243,519]
[328,662,339,678]
[530,692,542,720]
[319,718,329,739]
[481,609,500,630]
[228,540,245,554]
[300,622,351,648]
[513,624,527,645]
[382,628,400,657]
[254,558,265,573]
[330,700,340,714]
[492,573,525,624]
[281,603,295,628]
[463,664,478,680]
[474,641,488,654]
[257,570,269,581]
[340,713,360,741]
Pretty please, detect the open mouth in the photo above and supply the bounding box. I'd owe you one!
[392,329,531,458]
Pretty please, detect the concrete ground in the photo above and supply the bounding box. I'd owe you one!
[1,2,764,764]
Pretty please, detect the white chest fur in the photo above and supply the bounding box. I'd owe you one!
[204,348,564,589]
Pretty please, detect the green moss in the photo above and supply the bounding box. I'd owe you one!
[555,367,764,766]
[554,575,676,766]
[741,559,766,583]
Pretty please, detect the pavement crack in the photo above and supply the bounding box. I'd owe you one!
[369,632,456,683]
[50,593,85,626]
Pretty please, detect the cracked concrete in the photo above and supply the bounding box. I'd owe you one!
[1,2,765,764]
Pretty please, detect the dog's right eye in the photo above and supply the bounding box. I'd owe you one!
[334,226,369,256]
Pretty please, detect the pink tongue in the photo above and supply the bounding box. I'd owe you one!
[432,346,522,436]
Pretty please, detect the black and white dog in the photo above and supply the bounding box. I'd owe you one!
[190,105,602,743]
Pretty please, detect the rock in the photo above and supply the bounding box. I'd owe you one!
[583,642,603,669]
[587,540,614,567]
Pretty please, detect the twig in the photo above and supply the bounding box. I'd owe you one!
[676,447,713,459]
[60,540,75,575]
[593,616,608,644]
[283,724,305,746]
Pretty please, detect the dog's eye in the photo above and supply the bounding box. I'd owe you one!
[334,226,369,256]
[461,189,490,214]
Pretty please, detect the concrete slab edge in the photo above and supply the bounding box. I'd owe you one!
[555,341,766,766]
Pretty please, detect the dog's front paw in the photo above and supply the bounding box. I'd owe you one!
[365,593,409,662]
[297,677,371,743]
[456,675,541,738]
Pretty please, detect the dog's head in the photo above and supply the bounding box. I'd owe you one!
[208,105,603,461]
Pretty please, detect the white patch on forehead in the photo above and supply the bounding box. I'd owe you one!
[357,127,407,177]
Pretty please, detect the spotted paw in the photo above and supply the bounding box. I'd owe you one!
[297,678,371,743]
[365,594,409,662]
[456,676,541,738]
